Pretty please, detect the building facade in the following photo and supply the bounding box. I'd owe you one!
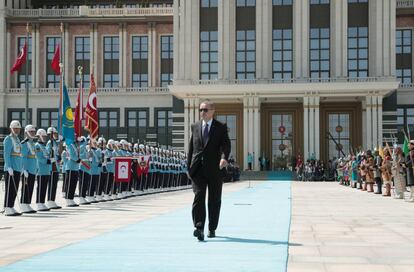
[1,0,414,172]
[170,0,414,170]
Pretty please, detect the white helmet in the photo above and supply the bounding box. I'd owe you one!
[25,124,37,138]
[98,137,106,144]
[139,144,145,149]
[36,128,47,137]
[120,139,128,145]
[10,120,21,129]
[133,143,139,150]
[25,124,36,133]
[47,127,57,134]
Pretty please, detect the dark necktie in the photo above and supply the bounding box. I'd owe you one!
[203,123,209,146]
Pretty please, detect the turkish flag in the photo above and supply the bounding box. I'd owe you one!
[74,84,83,138]
[10,42,27,74]
[85,74,99,139]
[137,155,151,177]
[114,157,131,182]
[51,44,60,75]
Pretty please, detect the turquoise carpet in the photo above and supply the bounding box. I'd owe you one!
[0,181,292,272]
[267,171,293,181]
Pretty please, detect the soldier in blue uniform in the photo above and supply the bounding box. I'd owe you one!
[61,142,68,197]
[78,136,91,205]
[20,125,38,214]
[86,139,101,203]
[34,128,51,212]
[3,120,23,216]
[46,127,62,209]
[65,138,81,207]
[95,137,107,202]
[103,139,115,201]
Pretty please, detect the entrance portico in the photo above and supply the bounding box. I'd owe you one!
[170,78,399,169]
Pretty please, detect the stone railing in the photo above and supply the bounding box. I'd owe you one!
[398,83,414,89]
[6,87,170,94]
[397,0,414,8]
[6,6,173,18]
[191,76,397,86]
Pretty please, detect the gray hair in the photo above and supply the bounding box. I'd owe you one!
[200,100,215,110]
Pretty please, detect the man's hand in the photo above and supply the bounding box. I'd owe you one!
[219,159,228,170]
[186,171,192,180]
[23,170,29,178]
[8,168,13,176]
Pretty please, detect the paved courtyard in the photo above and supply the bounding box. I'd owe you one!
[0,180,413,271]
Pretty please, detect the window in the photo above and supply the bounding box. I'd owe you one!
[46,37,61,88]
[75,37,90,88]
[132,36,148,87]
[7,109,32,126]
[201,0,218,7]
[200,31,218,80]
[160,35,173,87]
[236,30,256,79]
[396,30,412,84]
[348,27,368,78]
[103,36,119,88]
[156,109,173,147]
[310,28,330,78]
[38,109,58,128]
[272,0,292,4]
[17,37,32,88]
[396,29,412,54]
[216,114,238,161]
[126,108,148,142]
[348,0,367,3]
[237,0,255,7]
[99,109,119,128]
[273,29,292,79]
[396,107,414,144]
[310,0,329,3]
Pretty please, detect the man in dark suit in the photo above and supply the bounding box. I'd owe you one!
[187,101,231,241]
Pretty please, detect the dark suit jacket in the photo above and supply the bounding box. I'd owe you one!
[187,119,231,180]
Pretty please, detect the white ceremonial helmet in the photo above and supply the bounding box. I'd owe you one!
[47,126,57,134]
[36,128,47,141]
[139,144,145,149]
[25,124,37,138]
[134,143,139,150]
[10,120,21,129]
[98,137,106,144]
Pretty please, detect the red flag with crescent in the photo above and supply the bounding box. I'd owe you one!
[85,74,99,139]
[51,44,60,75]
[10,42,27,74]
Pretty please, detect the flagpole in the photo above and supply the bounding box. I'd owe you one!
[59,22,64,135]
[25,23,30,127]
[78,65,83,138]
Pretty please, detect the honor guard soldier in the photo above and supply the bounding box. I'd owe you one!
[392,147,406,199]
[65,138,81,207]
[34,129,52,211]
[61,142,68,197]
[96,137,107,202]
[373,149,383,194]
[78,136,91,205]
[3,120,23,216]
[86,139,101,203]
[380,148,392,197]
[103,139,115,201]
[20,125,38,214]
[46,127,62,209]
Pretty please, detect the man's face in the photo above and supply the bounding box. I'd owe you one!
[199,103,215,122]
[11,128,21,135]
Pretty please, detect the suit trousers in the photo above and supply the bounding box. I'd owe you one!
[79,170,90,198]
[4,171,21,208]
[192,171,223,231]
[66,170,79,200]
[21,173,36,204]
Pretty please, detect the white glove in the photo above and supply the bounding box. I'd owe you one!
[58,135,63,141]
[23,170,29,178]
[50,158,56,163]
[7,168,13,176]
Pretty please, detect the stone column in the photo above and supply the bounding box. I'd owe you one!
[64,23,69,84]
[191,0,200,81]
[122,23,127,88]
[314,96,320,159]
[32,24,38,88]
[119,23,124,88]
[293,0,309,78]
[184,98,189,152]
[0,8,6,126]
[309,96,315,158]
[253,96,260,170]
[303,97,309,161]
[248,97,254,160]
[243,96,249,168]
[377,96,383,147]
[262,0,272,79]
[366,95,372,149]
[256,0,263,79]
[152,23,157,86]
[331,0,347,77]
[372,95,378,149]
[219,0,236,80]
[148,23,153,87]
[6,23,10,89]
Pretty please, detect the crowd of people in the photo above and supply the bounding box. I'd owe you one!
[2,120,190,216]
[295,143,414,201]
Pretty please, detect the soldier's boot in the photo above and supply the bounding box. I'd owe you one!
[383,184,391,197]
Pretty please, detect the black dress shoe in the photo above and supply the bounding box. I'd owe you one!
[207,230,215,238]
[193,229,204,241]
